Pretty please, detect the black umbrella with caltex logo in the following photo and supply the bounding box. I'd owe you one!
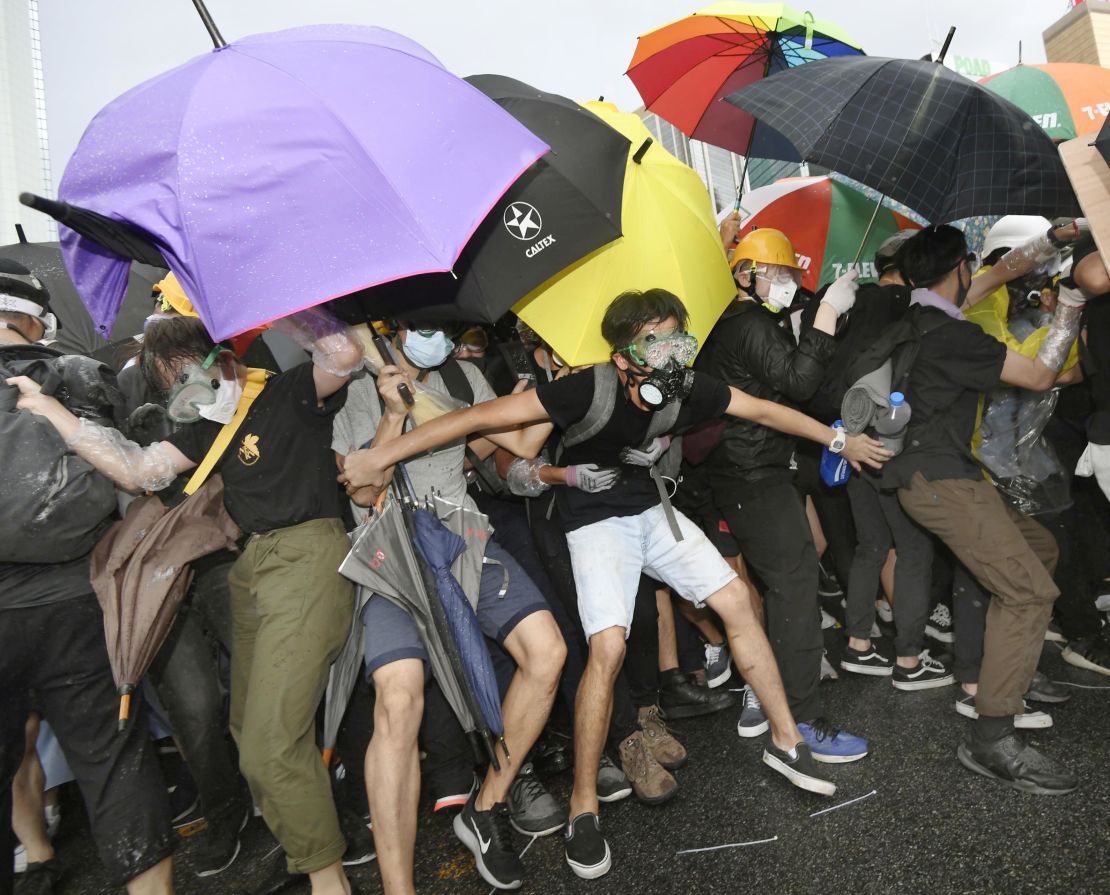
[333,74,630,324]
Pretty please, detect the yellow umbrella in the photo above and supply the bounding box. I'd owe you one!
[512,101,736,366]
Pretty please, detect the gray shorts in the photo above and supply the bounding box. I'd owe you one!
[362,538,548,677]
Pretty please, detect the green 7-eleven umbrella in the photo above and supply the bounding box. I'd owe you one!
[729,175,920,292]
[979,63,1110,142]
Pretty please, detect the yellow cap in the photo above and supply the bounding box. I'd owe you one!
[731,228,801,271]
[153,272,198,317]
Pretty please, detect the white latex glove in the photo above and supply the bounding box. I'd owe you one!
[820,269,859,315]
[619,435,672,467]
[564,464,620,493]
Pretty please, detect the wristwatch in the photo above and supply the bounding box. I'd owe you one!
[828,426,847,454]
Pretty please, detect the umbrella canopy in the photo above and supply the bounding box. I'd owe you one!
[0,241,163,356]
[626,1,863,157]
[513,102,736,366]
[725,57,1082,223]
[979,63,1110,142]
[1097,115,1110,169]
[729,176,920,291]
[53,24,549,342]
[412,507,505,752]
[344,74,630,324]
[89,476,240,727]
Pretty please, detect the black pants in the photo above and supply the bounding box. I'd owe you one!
[845,475,934,656]
[0,594,175,887]
[147,557,244,825]
[795,447,857,588]
[718,481,823,722]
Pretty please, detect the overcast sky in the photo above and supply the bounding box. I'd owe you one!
[39,0,1067,191]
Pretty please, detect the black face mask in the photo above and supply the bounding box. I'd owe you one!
[955,267,971,308]
[633,360,695,409]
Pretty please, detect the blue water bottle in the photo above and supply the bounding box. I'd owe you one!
[820,419,851,487]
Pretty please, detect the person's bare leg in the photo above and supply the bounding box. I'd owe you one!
[13,715,52,865]
[732,555,765,626]
[706,579,800,752]
[307,860,351,895]
[656,588,679,671]
[568,627,625,819]
[880,549,897,604]
[805,496,827,559]
[475,611,565,809]
[124,857,173,895]
[676,601,725,646]
[366,659,424,895]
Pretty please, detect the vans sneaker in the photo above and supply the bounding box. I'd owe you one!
[736,685,768,737]
[564,813,611,880]
[955,694,1052,729]
[763,741,836,796]
[703,642,732,688]
[892,652,954,690]
[797,719,868,763]
[841,644,893,677]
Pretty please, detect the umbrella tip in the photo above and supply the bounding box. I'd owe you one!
[632,138,653,165]
[14,223,27,244]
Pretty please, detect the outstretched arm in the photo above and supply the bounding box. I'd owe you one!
[339,389,551,494]
[724,385,891,470]
[967,220,1086,307]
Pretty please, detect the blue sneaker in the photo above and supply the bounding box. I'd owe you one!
[797,718,869,763]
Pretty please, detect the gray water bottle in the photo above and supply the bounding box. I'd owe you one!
[873,391,912,455]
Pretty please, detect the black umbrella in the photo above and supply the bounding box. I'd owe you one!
[18,193,168,268]
[1095,116,1110,169]
[725,57,1082,224]
[0,240,164,357]
[336,75,630,324]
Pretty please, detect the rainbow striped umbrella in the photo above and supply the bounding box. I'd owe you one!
[731,176,919,291]
[979,63,1110,141]
[626,2,863,157]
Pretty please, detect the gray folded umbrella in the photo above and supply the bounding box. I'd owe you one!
[841,360,893,434]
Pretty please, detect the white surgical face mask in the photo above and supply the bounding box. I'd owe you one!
[197,374,244,424]
[755,267,800,311]
[401,329,454,369]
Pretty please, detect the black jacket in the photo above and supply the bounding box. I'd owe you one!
[695,300,836,499]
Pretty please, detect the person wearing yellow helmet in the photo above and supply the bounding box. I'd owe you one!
[692,226,867,761]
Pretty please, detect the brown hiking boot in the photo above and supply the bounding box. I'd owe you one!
[618,730,677,805]
[638,705,688,771]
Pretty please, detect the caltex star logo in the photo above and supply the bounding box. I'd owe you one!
[503,202,543,240]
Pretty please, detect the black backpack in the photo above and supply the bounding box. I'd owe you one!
[0,345,125,563]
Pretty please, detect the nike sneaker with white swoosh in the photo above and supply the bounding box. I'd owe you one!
[452,791,523,890]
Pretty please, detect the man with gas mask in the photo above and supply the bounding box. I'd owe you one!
[337,288,890,881]
[7,308,366,895]
[886,224,1091,795]
[332,319,566,894]
[0,260,177,895]
[696,228,868,760]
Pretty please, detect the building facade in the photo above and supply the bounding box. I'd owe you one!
[1043,0,1110,65]
[0,0,54,243]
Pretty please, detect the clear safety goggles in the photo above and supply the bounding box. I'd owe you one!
[621,328,699,369]
[750,264,802,288]
[164,346,227,423]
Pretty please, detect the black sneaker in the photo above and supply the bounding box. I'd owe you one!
[1024,671,1073,704]
[1062,632,1110,677]
[339,807,376,867]
[925,603,955,643]
[892,652,955,691]
[596,753,632,803]
[193,803,250,878]
[957,733,1078,795]
[840,644,893,677]
[817,560,844,599]
[508,762,565,837]
[452,792,523,890]
[16,859,63,895]
[762,741,836,796]
[564,813,611,880]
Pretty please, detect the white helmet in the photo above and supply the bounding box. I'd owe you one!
[980,215,1052,261]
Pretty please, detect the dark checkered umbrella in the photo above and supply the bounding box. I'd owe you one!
[725,57,1081,224]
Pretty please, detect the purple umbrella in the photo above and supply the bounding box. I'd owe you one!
[56,24,549,342]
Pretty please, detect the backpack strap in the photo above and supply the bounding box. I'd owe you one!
[561,365,620,452]
[183,368,269,496]
[434,358,475,407]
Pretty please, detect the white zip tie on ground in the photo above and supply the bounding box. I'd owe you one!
[676,835,778,855]
[809,789,877,818]
[1051,680,1110,689]
[487,836,539,895]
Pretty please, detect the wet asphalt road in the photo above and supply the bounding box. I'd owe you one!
[49,637,1110,895]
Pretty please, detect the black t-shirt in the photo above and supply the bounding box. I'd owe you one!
[0,555,91,612]
[536,367,731,530]
[885,307,1006,487]
[167,363,347,534]
[1082,294,1110,444]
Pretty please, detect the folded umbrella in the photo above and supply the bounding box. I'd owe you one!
[726,56,1081,223]
[514,102,736,366]
[840,360,892,434]
[344,74,630,324]
[89,476,240,728]
[44,25,548,342]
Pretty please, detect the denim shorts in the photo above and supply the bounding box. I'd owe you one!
[564,504,738,639]
[361,538,548,677]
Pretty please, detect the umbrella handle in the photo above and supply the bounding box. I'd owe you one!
[322,747,334,767]
[117,685,134,733]
[852,195,887,267]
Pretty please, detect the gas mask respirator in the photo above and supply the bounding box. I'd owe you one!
[165,346,244,424]
[621,330,699,409]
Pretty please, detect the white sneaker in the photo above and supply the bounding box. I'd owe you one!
[820,608,839,630]
[875,600,893,624]
[820,651,840,682]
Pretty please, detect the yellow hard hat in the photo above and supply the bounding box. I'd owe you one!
[731,228,801,271]
[152,272,198,317]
